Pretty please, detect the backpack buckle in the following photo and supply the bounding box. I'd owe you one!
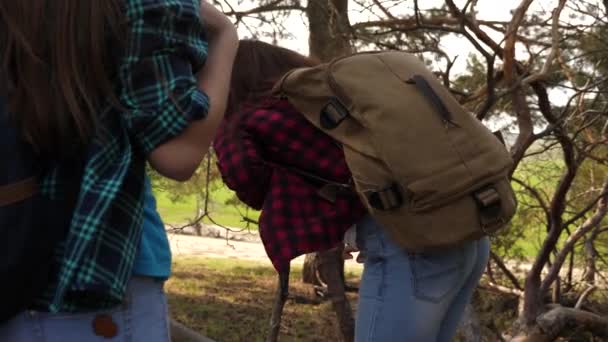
[367,183,404,211]
[473,187,500,207]
[317,180,355,203]
[320,97,350,130]
[473,186,504,232]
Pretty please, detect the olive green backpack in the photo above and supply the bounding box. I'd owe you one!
[272,51,517,251]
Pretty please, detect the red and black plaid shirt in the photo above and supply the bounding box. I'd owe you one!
[214,97,366,272]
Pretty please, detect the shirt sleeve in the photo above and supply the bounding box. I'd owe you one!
[119,0,210,155]
[213,120,272,210]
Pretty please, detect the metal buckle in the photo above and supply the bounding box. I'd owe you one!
[474,186,504,234]
[367,183,404,211]
[320,97,350,130]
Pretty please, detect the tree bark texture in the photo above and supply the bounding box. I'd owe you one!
[304,2,356,340]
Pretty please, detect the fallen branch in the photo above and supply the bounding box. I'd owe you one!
[480,282,524,297]
[536,306,608,340]
[170,319,216,342]
[574,285,597,310]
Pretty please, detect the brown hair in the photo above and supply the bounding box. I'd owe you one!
[227,39,320,116]
[0,1,124,157]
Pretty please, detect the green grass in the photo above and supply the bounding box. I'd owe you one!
[154,186,260,228]
[154,191,197,224]
[167,257,362,342]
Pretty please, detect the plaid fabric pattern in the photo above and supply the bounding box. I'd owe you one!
[34,0,209,312]
[214,98,366,272]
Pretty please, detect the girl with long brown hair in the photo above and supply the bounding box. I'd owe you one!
[214,40,490,341]
[0,1,237,340]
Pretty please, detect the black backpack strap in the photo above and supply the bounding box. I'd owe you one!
[407,75,456,125]
[263,160,354,203]
[0,177,38,207]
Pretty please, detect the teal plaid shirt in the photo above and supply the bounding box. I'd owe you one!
[34,0,209,312]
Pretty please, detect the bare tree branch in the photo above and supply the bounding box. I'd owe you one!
[491,252,523,291]
[371,0,396,20]
[574,285,597,310]
[522,0,568,84]
[480,283,524,297]
[503,0,535,84]
[222,0,305,19]
[512,177,551,225]
[540,180,608,293]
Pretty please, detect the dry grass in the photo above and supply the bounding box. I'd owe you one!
[166,257,361,342]
[167,257,608,342]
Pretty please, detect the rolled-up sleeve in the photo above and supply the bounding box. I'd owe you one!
[119,0,210,155]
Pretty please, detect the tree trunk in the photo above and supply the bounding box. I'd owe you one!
[267,270,290,342]
[194,223,202,237]
[302,248,353,341]
[306,0,352,62]
[551,277,560,304]
[521,275,543,327]
[317,247,355,342]
[583,228,599,284]
[302,253,322,286]
[303,2,356,340]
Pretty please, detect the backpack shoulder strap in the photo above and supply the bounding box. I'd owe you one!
[0,177,38,206]
[262,160,353,203]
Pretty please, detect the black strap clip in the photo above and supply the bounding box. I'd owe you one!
[318,183,353,203]
[320,97,350,130]
[473,186,504,232]
[367,183,404,211]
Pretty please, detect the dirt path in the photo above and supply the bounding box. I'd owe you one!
[168,232,287,263]
[168,232,364,270]
[168,233,605,287]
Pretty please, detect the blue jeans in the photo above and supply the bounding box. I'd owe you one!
[355,215,490,342]
[0,277,170,342]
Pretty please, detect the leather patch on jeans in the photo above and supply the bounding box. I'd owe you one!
[92,314,118,338]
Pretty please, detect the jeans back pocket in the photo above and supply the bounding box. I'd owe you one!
[410,248,465,303]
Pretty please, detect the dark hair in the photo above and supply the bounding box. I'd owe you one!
[227,39,320,116]
[0,1,124,157]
